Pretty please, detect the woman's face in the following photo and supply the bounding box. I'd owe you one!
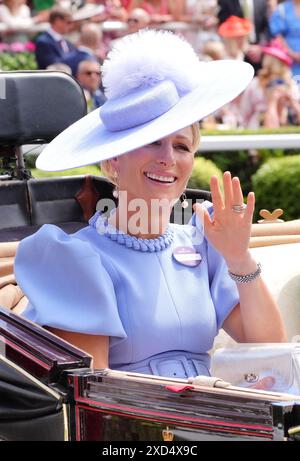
[112,127,195,205]
[225,36,249,55]
[262,54,286,75]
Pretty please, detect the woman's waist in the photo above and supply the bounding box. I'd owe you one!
[110,351,211,379]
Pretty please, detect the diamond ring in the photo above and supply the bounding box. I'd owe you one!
[232,204,247,213]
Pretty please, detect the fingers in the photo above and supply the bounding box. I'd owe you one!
[232,177,255,222]
[201,172,254,223]
[223,171,233,209]
[223,173,255,219]
[231,176,244,207]
[249,376,275,391]
[245,191,255,223]
[210,175,224,214]
[211,172,244,211]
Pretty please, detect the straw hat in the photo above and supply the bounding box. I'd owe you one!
[36,30,254,171]
[218,16,252,38]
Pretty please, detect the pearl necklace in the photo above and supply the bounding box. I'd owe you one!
[91,211,174,253]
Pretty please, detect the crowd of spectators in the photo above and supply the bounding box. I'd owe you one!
[1,0,300,127]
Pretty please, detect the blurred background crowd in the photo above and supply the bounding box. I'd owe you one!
[1,0,300,128]
[2,1,300,220]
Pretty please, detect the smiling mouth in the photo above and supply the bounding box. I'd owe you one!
[144,172,177,184]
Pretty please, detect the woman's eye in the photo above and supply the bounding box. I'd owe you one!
[175,144,190,152]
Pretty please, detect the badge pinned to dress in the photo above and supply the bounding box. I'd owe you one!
[172,247,202,267]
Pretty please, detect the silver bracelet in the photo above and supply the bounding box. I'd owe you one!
[228,262,262,284]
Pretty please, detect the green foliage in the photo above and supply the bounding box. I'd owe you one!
[198,128,300,195]
[252,155,300,221]
[24,154,40,169]
[0,52,37,71]
[188,156,223,191]
[257,148,285,163]
[199,150,258,195]
[198,147,300,196]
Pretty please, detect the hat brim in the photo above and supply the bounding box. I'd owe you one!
[262,48,292,67]
[36,60,254,171]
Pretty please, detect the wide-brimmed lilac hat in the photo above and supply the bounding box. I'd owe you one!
[36,30,254,171]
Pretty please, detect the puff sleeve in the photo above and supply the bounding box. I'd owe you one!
[14,225,127,339]
[190,202,239,330]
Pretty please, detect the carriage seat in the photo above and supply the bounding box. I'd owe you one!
[0,175,117,242]
[0,70,88,240]
[213,241,300,347]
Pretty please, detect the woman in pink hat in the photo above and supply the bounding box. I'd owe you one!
[269,0,300,77]
[238,39,300,128]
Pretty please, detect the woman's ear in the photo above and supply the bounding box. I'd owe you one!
[111,156,119,166]
[111,156,121,175]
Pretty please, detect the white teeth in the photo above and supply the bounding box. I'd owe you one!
[146,173,176,183]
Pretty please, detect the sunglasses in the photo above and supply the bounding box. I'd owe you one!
[83,71,101,76]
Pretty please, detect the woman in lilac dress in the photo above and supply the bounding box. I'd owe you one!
[15,30,286,378]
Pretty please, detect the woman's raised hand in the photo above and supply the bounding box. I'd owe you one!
[193,171,255,271]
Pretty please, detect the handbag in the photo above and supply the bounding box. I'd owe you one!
[210,343,300,395]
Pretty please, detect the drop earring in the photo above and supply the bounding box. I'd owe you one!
[112,171,119,199]
[181,192,188,209]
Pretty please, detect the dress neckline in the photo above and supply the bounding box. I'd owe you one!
[89,211,174,253]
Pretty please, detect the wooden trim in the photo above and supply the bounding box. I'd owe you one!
[250,235,300,247]
[251,220,300,237]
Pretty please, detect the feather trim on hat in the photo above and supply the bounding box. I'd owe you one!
[102,29,202,100]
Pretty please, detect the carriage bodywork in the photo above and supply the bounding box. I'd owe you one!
[0,71,300,441]
[1,305,300,441]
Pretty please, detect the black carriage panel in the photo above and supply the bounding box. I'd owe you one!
[0,181,30,229]
[28,177,87,226]
[0,355,65,441]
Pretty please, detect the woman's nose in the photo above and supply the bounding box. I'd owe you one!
[156,143,175,166]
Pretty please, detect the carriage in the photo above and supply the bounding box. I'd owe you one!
[0,71,300,441]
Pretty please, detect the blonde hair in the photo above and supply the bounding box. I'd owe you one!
[258,54,292,88]
[101,122,201,185]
